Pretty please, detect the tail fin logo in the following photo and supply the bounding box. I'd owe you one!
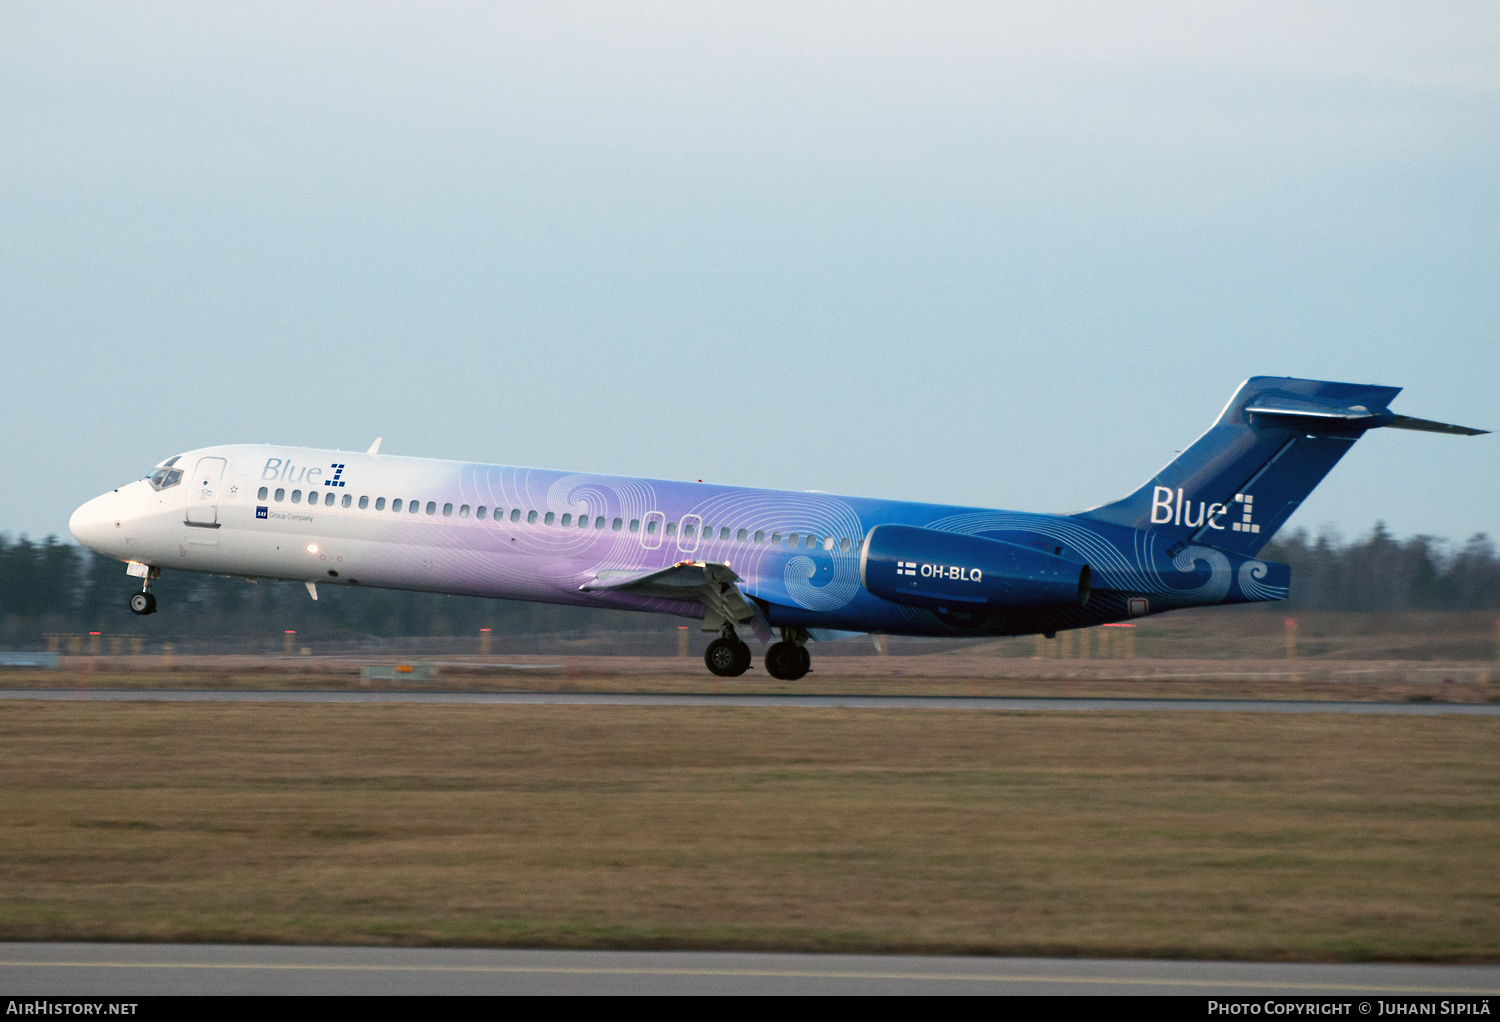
[1149,486,1231,530]
[1230,494,1259,534]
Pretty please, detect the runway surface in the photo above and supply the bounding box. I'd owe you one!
[3,688,1498,713]
[2,944,1497,995]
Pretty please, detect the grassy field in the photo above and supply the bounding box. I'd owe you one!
[0,702,1496,960]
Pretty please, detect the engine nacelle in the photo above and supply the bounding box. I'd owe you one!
[860,524,1090,611]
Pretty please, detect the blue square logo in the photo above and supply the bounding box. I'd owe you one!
[255,506,269,519]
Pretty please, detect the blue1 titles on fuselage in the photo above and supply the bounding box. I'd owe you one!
[68,376,1487,680]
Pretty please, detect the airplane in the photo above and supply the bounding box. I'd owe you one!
[68,376,1486,679]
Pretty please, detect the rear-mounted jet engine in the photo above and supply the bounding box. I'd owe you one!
[860,524,1090,611]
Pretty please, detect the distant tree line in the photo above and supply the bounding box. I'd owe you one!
[1261,525,1500,613]
[0,534,670,647]
[1,524,1497,646]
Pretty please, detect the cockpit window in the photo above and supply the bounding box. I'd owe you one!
[146,455,184,491]
[147,467,183,490]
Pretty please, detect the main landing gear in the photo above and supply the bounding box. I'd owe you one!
[764,628,810,681]
[704,625,753,678]
[702,625,813,680]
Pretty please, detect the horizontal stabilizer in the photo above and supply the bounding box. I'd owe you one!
[1243,395,1488,436]
[1385,414,1488,437]
[1243,394,1385,425]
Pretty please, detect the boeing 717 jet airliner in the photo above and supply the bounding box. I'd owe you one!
[69,377,1485,679]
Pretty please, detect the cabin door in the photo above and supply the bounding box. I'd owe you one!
[186,457,226,525]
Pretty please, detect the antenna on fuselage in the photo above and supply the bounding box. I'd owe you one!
[367,437,383,455]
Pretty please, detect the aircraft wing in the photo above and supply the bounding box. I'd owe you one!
[580,561,763,636]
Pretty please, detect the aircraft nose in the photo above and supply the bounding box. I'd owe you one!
[69,493,114,549]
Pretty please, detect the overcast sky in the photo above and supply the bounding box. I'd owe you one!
[2,2,1496,547]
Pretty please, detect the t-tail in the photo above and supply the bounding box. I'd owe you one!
[1076,376,1487,555]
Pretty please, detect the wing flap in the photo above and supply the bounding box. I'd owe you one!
[581,561,760,633]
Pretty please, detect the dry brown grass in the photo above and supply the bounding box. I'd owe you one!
[1,702,1496,960]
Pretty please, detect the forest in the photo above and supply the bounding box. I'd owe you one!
[1,524,1497,647]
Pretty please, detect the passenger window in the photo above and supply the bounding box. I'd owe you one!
[753,530,764,543]
[595,516,606,530]
[476,506,486,519]
[342,494,352,508]
[459,505,469,518]
[737,529,748,541]
[770,533,781,545]
[274,488,285,502]
[683,523,696,537]
[560,514,571,527]
[805,535,816,548]
[391,499,401,512]
[721,527,731,540]
[578,516,588,530]
[823,536,834,551]
[325,492,335,506]
[613,518,623,531]
[785,533,796,546]
[443,503,453,517]
[629,519,639,533]
[425,501,436,515]
[257,486,268,500]
[513,509,523,523]
[359,496,369,509]
[527,510,538,524]
[291,490,301,504]
[840,537,851,552]
[410,500,420,514]
[544,511,555,525]
[666,522,677,537]
[646,520,657,534]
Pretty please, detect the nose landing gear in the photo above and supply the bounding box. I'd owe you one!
[126,562,160,615]
[704,624,752,677]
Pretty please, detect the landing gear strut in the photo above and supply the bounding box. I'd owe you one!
[764,628,810,681]
[704,624,752,678]
[127,564,159,616]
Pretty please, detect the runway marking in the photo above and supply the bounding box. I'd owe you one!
[2,689,1498,714]
[2,960,1496,993]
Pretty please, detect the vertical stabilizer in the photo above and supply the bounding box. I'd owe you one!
[1075,377,1404,556]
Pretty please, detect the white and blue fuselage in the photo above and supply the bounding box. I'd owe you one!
[67,376,1484,674]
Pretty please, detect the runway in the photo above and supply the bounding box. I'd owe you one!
[2,944,1498,995]
[2,688,1499,713]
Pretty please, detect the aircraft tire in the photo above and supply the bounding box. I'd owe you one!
[705,637,748,677]
[765,641,808,681]
[128,592,156,616]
